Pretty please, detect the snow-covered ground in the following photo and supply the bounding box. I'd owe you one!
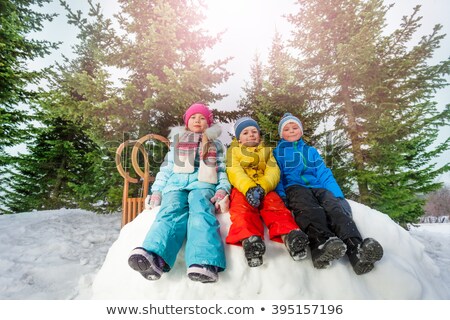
[0,209,120,300]
[0,202,449,319]
[0,202,449,300]
[93,201,450,300]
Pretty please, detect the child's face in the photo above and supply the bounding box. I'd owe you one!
[187,113,208,133]
[239,126,260,147]
[282,122,303,142]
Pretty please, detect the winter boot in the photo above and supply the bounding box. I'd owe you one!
[187,264,219,283]
[346,237,383,275]
[242,235,266,267]
[128,247,167,280]
[284,229,309,261]
[311,237,347,269]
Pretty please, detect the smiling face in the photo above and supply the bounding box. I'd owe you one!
[281,122,303,142]
[187,113,209,133]
[238,126,260,147]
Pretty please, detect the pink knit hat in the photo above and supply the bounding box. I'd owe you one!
[183,103,213,127]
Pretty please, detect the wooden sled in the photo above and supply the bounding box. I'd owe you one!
[115,134,170,227]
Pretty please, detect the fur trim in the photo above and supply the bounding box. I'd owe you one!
[205,124,222,140]
[167,125,186,143]
[167,124,222,142]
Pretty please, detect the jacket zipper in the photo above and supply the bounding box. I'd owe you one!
[295,141,310,186]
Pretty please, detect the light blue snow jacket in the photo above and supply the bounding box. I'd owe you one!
[144,132,230,270]
[273,138,344,199]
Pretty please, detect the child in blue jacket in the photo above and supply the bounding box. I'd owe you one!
[128,103,230,283]
[273,113,383,275]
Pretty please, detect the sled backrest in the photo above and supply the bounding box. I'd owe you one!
[116,134,170,227]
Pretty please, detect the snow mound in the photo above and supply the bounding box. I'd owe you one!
[0,209,120,299]
[92,201,447,299]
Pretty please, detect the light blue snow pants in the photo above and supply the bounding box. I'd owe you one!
[141,188,226,270]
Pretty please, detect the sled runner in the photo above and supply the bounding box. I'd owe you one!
[116,134,170,226]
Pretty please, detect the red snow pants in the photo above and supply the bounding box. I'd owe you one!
[226,188,299,245]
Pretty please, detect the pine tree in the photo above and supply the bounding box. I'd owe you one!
[38,0,125,212]
[0,0,59,193]
[60,0,233,139]
[2,116,98,213]
[288,0,450,222]
[239,54,264,118]
[239,32,320,146]
[53,0,121,143]
[358,7,450,222]
[42,0,234,212]
[0,0,59,212]
[1,1,125,213]
[0,0,58,151]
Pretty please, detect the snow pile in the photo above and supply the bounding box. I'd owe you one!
[0,209,120,299]
[92,201,449,299]
[408,223,450,292]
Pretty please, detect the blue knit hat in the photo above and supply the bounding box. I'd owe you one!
[234,117,260,139]
[278,113,303,138]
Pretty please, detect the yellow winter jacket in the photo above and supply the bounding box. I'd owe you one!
[226,139,280,196]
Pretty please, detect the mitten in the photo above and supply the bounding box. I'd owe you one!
[147,192,162,210]
[210,189,228,213]
[246,185,265,208]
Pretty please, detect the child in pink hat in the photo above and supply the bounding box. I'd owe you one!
[128,103,230,283]
[183,103,214,127]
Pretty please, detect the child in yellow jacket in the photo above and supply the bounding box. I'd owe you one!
[226,117,309,267]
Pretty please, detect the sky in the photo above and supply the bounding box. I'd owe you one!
[0,204,449,318]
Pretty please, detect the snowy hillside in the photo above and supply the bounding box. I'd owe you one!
[0,202,448,301]
[92,201,449,299]
[0,209,120,299]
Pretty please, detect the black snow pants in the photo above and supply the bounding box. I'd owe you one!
[286,185,362,249]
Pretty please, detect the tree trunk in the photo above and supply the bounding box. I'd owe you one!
[341,80,370,203]
[50,158,67,206]
[139,109,151,138]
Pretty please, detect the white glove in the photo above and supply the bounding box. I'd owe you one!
[146,192,162,210]
[210,189,228,213]
[217,194,230,214]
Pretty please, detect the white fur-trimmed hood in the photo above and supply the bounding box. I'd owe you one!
[168,124,222,142]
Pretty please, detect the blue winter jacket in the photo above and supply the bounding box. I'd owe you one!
[273,138,344,199]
